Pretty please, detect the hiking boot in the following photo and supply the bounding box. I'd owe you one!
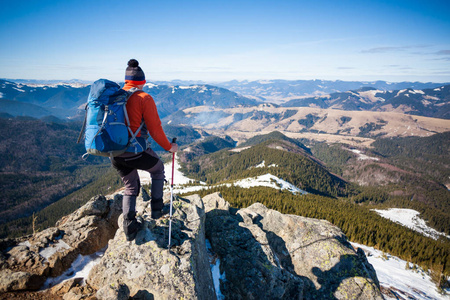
[151,205,171,219]
[123,212,143,241]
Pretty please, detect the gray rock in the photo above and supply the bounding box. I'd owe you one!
[0,268,45,292]
[206,202,305,299]
[0,193,122,289]
[96,283,130,300]
[50,277,83,295]
[30,227,61,247]
[74,194,109,221]
[234,202,383,299]
[203,192,230,215]
[107,193,124,222]
[88,194,216,300]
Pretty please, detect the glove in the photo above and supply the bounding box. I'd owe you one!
[169,143,178,153]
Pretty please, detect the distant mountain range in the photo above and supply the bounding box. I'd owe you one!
[216,79,450,103]
[142,83,260,119]
[283,85,450,119]
[0,80,91,119]
[0,80,260,120]
[1,79,449,121]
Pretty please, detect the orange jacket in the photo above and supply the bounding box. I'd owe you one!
[123,82,171,151]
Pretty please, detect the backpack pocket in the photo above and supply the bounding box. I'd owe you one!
[85,123,129,156]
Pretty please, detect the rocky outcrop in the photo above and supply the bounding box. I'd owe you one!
[0,193,122,294]
[204,192,383,300]
[0,191,383,300]
[88,193,216,300]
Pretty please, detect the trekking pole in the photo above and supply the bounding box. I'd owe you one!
[168,137,177,249]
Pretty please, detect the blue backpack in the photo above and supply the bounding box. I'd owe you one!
[77,79,148,158]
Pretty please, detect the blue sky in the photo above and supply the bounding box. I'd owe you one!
[1,0,449,82]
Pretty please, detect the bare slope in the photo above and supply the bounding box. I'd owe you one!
[170,105,450,146]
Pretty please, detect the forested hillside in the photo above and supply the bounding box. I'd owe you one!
[0,117,109,229]
[0,166,122,239]
[181,131,450,224]
[181,138,349,197]
[308,132,450,236]
[371,131,450,184]
[192,186,450,285]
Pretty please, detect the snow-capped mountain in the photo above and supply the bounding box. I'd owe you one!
[0,79,91,119]
[142,83,260,119]
[1,78,449,120]
[216,79,449,104]
[0,79,260,120]
[283,85,450,119]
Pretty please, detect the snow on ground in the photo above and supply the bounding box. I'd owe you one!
[351,242,449,300]
[372,208,450,240]
[39,239,71,262]
[255,160,266,168]
[12,87,25,92]
[139,155,302,195]
[358,90,386,102]
[233,173,308,195]
[248,160,279,169]
[206,239,226,300]
[42,247,106,289]
[396,89,408,96]
[144,82,157,88]
[229,146,251,152]
[411,89,425,94]
[349,149,379,161]
[138,153,196,186]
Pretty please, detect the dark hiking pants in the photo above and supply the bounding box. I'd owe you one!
[110,148,165,216]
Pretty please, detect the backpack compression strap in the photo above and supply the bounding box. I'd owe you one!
[76,104,88,144]
[123,88,146,153]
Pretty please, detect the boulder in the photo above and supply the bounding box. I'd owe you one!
[0,193,123,291]
[49,277,83,295]
[88,194,216,300]
[0,268,45,292]
[205,201,305,299]
[206,198,383,300]
[203,192,230,215]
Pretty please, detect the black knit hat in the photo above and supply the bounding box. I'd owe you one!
[125,59,146,84]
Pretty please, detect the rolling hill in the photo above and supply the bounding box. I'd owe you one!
[164,104,450,147]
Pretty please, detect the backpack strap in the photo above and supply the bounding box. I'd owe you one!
[123,88,146,153]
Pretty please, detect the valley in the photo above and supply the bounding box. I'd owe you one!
[170,105,450,146]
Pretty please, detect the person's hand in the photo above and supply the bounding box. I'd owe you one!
[169,143,178,153]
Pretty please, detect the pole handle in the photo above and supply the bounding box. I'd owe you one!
[172,137,177,144]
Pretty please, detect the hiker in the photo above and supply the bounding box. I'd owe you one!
[110,59,178,241]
